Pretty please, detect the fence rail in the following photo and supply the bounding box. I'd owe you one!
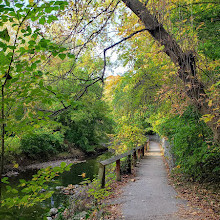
[98,139,149,188]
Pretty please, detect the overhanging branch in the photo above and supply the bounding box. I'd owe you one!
[101,28,148,81]
[48,28,148,117]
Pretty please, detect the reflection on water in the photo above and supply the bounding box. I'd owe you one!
[0,152,112,220]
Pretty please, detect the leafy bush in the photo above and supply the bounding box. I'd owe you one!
[158,107,220,182]
[3,136,22,163]
[58,100,114,153]
[20,132,65,159]
[5,136,21,155]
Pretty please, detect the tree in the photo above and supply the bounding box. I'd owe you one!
[121,0,219,142]
[107,0,219,181]
[0,0,117,198]
[0,0,72,197]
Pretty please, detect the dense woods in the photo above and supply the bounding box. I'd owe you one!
[0,0,219,218]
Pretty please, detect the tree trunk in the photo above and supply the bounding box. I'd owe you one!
[0,85,5,198]
[122,0,220,143]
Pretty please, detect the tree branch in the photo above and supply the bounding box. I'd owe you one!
[48,28,148,117]
[101,28,148,81]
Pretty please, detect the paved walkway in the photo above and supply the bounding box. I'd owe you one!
[115,141,188,220]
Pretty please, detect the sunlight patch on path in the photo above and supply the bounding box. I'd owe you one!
[146,151,163,156]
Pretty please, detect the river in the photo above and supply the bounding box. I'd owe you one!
[0,152,112,220]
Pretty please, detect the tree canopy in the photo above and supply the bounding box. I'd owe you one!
[0,0,219,207]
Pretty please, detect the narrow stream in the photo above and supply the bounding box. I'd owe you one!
[0,152,112,220]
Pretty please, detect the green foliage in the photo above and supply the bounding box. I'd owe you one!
[87,172,115,204]
[0,2,218,216]
[112,114,147,153]
[158,107,220,181]
[192,3,220,60]
[0,0,72,162]
[169,1,220,60]
[1,162,72,208]
[5,136,21,156]
[58,99,113,153]
[112,3,219,181]
[2,136,21,164]
[20,132,65,159]
[106,74,150,153]
[0,0,115,170]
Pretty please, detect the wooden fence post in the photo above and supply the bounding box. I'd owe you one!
[98,145,150,186]
[142,146,144,157]
[98,164,105,188]
[138,148,141,160]
[127,154,131,173]
[144,143,147,153]
[133,150,137,166]
[116,159,121,181]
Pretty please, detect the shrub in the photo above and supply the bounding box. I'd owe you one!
[20,132,65,159]
[5,136,21,155]
[57,101,114,153]
[3,136,22,163]
[158,107,220,182]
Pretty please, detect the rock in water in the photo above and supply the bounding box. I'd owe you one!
[39,188,46,193]
[50,208,58,216]
[55,186,64,190]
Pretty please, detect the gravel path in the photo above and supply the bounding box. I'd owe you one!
[114,141,188,220]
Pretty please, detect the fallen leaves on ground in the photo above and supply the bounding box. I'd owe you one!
[164,158,220,220]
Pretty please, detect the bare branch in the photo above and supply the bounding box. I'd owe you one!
[48,28,147,117]
[101,28,148,81]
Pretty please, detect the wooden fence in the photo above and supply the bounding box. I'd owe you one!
[98,139,149,188]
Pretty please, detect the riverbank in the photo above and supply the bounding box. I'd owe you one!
[4,159,87,177]
[60,170,135,219]
[3,147,85,176]
[3,144,108,177]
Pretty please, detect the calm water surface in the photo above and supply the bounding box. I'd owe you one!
[0,153,111,220]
